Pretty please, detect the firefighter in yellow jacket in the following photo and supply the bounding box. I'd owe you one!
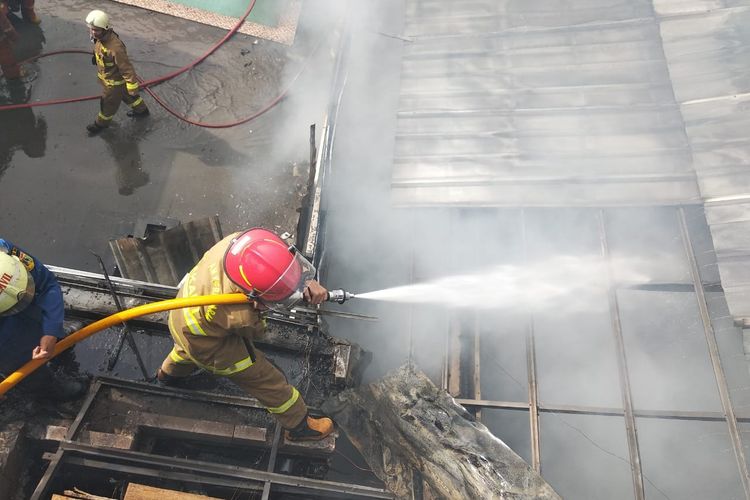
[157,228,335,442]
[85,10,149,135]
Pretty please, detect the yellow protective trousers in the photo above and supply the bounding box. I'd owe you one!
[94,79,148,127]
[160,332,307,429]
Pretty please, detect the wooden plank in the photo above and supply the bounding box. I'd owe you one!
[472,313,481,421]
[447,315,461,397]
[124,483,222,500]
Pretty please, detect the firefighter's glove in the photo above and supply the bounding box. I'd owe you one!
[91,55,96,65]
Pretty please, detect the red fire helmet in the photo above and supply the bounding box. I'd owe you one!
[223,228,313,303]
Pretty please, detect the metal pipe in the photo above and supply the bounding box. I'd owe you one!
[90,251,149,378]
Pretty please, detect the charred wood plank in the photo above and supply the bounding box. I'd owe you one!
[323,365,560,500]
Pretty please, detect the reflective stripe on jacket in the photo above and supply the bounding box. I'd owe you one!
[94,30,140,89]
[167,233,266,375]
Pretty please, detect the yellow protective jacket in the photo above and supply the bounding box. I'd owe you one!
[167,233,267,375]
[94,30,140,93]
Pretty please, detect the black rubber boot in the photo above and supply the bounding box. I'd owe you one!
[86,122,106,135]
[127,108,150,118]
[156,368,190,388]
[285,414,334,442]
[48,376,88,402]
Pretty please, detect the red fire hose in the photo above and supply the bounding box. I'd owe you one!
[0,1,323,129]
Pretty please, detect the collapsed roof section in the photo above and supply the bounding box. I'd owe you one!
[324,365,561,499]
[25,377,393,499]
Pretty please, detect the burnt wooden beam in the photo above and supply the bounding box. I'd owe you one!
[323,365,561,499]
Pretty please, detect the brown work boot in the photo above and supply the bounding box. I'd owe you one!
[22,8,41,24]
[285,414,334,442]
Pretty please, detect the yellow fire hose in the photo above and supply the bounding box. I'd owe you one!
[0,293,250,397]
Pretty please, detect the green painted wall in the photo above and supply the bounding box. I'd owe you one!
[169,0,286,26]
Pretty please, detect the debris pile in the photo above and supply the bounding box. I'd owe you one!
[324,365,561,499]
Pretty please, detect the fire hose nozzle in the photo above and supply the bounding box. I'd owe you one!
[327,289,355,304]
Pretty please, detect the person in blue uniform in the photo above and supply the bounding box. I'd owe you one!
[0,239,85,399]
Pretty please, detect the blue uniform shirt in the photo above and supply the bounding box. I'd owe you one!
[0,239,65,369]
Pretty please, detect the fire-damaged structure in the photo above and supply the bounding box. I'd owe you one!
[0,262,382,499]
[325,366,560,499]
[6,0,750,497]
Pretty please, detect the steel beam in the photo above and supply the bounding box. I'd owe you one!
[521,210,541,472]
[96,376,267,410]
[66,380,103,441]
[262,424,283,500]
[59,442,394,499]
[526,326,541,472]
[455,398,750,422]
[62,456,266,494]
[598,210,645,500]
[678,207,750,499]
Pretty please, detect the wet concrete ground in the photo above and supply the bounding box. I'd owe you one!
[0,0,340,272]
[0,2,391,494]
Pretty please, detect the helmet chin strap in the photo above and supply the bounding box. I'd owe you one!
[246,291,270,309]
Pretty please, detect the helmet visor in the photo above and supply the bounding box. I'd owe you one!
[0,272,35,316]
[256,250,316,311]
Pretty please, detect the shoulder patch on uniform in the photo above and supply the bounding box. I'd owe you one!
[11,249,35,271]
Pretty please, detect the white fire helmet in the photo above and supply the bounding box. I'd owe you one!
[0,252,36,316]
[85,10,111,30]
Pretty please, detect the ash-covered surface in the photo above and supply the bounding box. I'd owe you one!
[84,385,273,430]
[0,317,353,439]
[323,365,561,500]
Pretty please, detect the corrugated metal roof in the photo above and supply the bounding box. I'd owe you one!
[108,216,223,286]
[657,2,750,323]
[393,0,750,327]
[393,0,701,207]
